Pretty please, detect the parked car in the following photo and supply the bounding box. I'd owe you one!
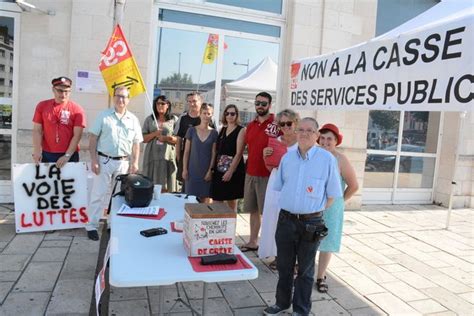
[365,145,426,173]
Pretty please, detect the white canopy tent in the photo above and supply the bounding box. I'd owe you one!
[204,56,278,115]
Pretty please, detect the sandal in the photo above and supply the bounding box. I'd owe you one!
[239,245,259,252]
[315,276,328,293]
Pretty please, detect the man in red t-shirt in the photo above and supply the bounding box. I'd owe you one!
[240,91,279,252]
[32,76,86,168]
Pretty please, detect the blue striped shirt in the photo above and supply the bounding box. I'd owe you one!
[273,145,342,214]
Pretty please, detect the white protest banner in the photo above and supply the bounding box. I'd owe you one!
[290,2,473,112]
[13,162,89,233]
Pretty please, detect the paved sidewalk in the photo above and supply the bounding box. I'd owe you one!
[0,204,473,315]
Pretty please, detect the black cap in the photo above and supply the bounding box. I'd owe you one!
[51,76,72,87]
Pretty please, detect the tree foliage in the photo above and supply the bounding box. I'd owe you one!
[370,111,399,131]
[160,73,193,85]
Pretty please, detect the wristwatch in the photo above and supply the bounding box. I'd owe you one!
[64,153,71,158]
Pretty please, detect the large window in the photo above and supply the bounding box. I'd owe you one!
[364,111,440,203]
[207,0,283,14]
[155,4,283,125]
[364,0,441,204]
[0,12,16,199]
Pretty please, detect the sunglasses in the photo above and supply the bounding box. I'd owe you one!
[225,112,236,117]
[254,101,268,107]
[278,121,293,127]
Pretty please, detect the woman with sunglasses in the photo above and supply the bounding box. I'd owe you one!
[315,123,358,293]
[211,104,246,210]
[258,109,299,270]
[142,95,178,192]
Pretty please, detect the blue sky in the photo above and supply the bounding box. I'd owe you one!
[157,28,279,84]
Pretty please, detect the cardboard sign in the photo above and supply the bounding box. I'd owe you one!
[13,162,89,233]
[183,203,236,257]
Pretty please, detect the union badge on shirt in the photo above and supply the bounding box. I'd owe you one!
[265,122,279,137]
[59,110,71,125]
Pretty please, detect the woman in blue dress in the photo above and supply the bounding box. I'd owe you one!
[182,103,218,203]
[316,123,359,293]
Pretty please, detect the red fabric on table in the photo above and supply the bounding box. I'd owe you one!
[117,208,167,220]
[263,137,287,168]
[188,255,252,272]
[170,222,183,232]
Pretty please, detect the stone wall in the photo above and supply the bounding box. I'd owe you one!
[16,0,154,162]
[281,0,378,209]
[434,112,474,208]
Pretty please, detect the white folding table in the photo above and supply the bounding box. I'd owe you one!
[109,194,258,315]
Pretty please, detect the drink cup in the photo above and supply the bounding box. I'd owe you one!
[154,184,162,200]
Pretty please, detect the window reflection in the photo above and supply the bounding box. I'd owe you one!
[366,110,400,150]
[397,157,435,188]
[205,36,279,125]
[364,154,395,188]
[156,29,217,115]
[402,112,440,153]
[207,0,283,14]
[160,9,281,37]
[0,134,11,180]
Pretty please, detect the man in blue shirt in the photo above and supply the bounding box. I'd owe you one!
[85,86,143,241]
[264,117,342,316]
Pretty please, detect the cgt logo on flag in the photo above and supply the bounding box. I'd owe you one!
[203,34,219,64]
[290,62,301,89]
[99,24,146,98]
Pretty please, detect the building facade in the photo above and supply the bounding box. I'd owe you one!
[1,0,472,207]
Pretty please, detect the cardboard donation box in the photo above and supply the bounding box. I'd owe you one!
[184,202,236,257]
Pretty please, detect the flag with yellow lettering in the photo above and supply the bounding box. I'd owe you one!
[202,34,219,64]
[99,24,146,98]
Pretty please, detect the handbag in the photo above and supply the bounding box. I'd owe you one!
[216,154,233,173]
[215,126,233,173]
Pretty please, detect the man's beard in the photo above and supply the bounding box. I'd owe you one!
[256,107,269,116]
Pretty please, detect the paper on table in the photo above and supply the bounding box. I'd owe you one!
[116,204,160,216]
[263,137,287,168]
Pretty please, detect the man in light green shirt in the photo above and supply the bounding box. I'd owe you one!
[85,86,143,240]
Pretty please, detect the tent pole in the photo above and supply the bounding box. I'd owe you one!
[445,111,467,230]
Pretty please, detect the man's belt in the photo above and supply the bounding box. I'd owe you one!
[98,151,128,161]
[280,209,323,220]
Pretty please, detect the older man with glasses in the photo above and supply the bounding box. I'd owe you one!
[240,91,280,253]
[264,117,342,316]
[85,86,143,241]
[32,76,86,168]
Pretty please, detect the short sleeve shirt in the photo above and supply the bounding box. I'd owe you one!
[245,114,279,177]
[142,115,177,161]
[273,146,343,213]
[89,108,143,157]
[32,99,86,153]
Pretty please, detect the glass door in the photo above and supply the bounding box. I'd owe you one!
[363,110,441,204]
[156,7,282,126]
[155,28,217,115]
[0,9,18,202]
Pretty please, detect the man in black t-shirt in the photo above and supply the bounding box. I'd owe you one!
[174,92,203,190]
